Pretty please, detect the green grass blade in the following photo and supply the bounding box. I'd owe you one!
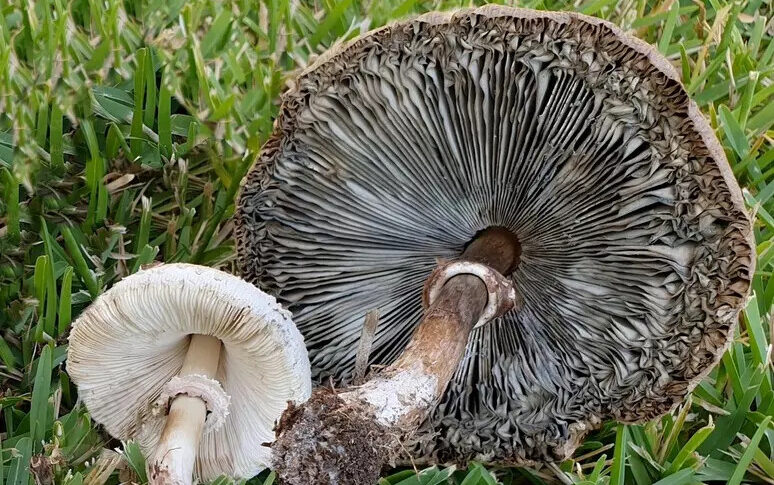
[651,468,694,485]
[80,119,106,229]
[60,226,100,298]
[727,416,772,485]
[49,102,64,174]
[29,344,53,452]
[308,0,354,50]
[35,101,48,147]
[627,451,653,485]
[657,0,679,54]
[588,454,607,482]
[122,441,148,483]
[6,437,32,485]
[130,48,147,157]
[665,417,715,474]
[57,266,73,335]
[721,348,745,401]
[133,196,152,255]
[2,168,20,244]
[699,364,765,455]
[0,333,17,369]
[158,69,172,158]
[33,255,49,342]
[610,424,627,485]
[658,397,691,463]
[752,446,774,478]
[747,99,774,134]
[459,467,482,485]
[131,244,159,274]
[143,49,157,129]
[39,219,58,338]
[736,71,759,128]
[578,0,618,16]
[201,10,232,58]
[743,293,771,391]
[718,105,750,159]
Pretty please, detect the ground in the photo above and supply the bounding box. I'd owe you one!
[0,0,772,484]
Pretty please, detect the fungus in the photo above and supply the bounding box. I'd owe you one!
[236,5,753,484]
[66,263,311,484]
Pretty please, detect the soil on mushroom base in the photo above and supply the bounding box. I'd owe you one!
[272,389,397,485]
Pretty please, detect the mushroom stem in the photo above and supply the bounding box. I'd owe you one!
[273,228,520,485]
[150,334,221,485]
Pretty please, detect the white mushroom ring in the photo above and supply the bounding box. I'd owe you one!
[422,260,522,328]
[155,374,231,434]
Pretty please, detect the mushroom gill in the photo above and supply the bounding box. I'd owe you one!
[236,6,753,465]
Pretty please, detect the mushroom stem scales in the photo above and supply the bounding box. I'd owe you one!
[272,228,521,484]
[150,334,222,485]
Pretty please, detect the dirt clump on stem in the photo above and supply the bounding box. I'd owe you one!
[272,389,397,485]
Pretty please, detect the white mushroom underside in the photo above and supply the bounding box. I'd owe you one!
[66,264,311,480]
[238,10,750,463]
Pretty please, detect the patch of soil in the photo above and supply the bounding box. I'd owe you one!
[272,389,396,485]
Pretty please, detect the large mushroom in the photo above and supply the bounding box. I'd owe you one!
[235,5,754,484]
[66,263,311,484]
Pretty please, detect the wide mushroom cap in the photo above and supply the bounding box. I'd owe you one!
[236,6,754,465]
[66,263,311,479]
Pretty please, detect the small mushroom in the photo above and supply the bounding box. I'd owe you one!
[66,263,311,484]
[236,5,754,484]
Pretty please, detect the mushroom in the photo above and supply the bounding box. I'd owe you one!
[235,5,754,484]
[66,263,312,484]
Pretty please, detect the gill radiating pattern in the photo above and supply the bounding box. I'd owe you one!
[237,7,752,464]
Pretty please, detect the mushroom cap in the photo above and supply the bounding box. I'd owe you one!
[66,263,312,479]
[235,6,754,465]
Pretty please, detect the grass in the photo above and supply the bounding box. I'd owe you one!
[0,0,772,483]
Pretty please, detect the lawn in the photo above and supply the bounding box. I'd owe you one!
[0,0,772,484]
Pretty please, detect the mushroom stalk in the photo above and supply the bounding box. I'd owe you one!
[273,228,520,485]
[150,334,221,485]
